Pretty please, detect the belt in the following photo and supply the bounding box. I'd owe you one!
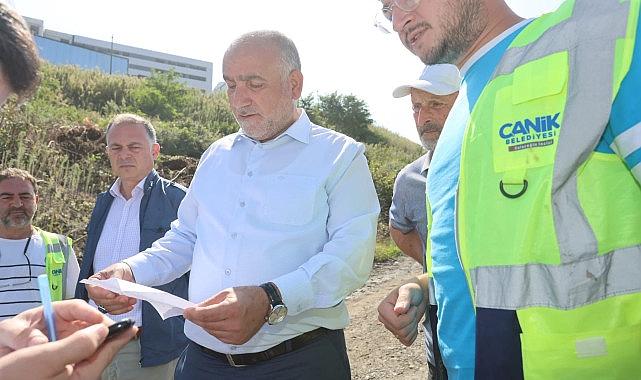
[195,328,329,367]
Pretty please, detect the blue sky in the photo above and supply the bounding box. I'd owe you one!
[11,0,563,144]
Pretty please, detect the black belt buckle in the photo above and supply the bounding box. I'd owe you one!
[225,353,247,368]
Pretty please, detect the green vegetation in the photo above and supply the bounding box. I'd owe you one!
[0,64,422,262]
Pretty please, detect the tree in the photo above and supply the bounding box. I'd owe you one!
[316,92,373,141]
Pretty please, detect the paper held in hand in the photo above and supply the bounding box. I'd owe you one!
[80,277,195,320]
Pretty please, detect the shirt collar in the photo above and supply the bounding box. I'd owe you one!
[459,18,532,77]
[421,151,431,174]
[232,109,311,147]
[109,175,147,200]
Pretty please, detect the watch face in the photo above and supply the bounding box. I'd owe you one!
[267,304,288,325]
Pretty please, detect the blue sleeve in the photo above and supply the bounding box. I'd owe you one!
[604,8,641,181]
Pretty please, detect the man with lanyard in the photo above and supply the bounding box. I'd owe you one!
[0,168,79,320]
[376,0,641,378]
[383,63,459,380]
[76,113,189,380]
[85,30,380,380]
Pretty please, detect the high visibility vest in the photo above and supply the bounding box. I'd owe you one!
[38,229,72,301]
[426,0,640,378]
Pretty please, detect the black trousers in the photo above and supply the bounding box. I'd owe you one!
[174,329,351,380]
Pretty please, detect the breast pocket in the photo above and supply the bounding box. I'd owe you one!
[256,174,319,226]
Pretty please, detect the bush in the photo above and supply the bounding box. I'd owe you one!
[0,63,422,258]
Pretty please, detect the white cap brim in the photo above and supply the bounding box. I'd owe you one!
[392,64,461,98]
[392,80,458,98]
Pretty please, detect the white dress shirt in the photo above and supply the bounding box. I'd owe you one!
[92,178,145,326]
[125,110,380,353]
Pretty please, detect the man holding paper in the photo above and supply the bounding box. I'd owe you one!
[86,30,379,380]
[76,113,188,380]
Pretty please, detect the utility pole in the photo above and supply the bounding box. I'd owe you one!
[109,35,114,74]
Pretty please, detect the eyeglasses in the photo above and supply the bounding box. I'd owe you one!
[381,0,422,22]
[0,236,33,288]
[374,0,422,34]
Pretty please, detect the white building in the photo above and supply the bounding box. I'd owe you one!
[24,17,213,92]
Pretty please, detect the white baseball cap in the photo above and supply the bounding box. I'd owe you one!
[392,64,461,98]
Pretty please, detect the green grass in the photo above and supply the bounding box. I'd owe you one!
[374,238,402,262]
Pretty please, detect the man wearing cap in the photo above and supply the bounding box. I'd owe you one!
[383,64,459,380]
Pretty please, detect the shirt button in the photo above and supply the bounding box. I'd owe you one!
[239,201,245,207]
[230,346,237,351]
[247,171,253,177]
[231,233,238,239]
[225,269,231,276]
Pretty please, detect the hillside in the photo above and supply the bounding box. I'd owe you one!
[0,64,423,260]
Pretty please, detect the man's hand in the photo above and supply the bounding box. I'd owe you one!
[86,262,137,315]
[0,299,107,356]
[377,279,427,346]
[184,286,270,345]
[0,299,137,379]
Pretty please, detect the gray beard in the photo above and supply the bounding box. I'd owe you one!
[421,139,437,152]
[1,214,32,229]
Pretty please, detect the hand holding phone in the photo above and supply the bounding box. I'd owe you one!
[106,318,135,340]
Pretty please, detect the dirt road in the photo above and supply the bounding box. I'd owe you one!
[345,255,428,380]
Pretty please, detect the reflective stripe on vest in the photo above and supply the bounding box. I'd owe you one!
[39,229,71,301]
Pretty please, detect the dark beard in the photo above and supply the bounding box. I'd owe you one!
[422,0,487,64]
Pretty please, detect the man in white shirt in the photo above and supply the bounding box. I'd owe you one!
[0,168,80,320]
[86,30,380,380]
[76,114,189,380]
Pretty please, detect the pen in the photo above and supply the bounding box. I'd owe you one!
[37,274,57,342]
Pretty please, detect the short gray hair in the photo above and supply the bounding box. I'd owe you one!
[0,167,38,194]
[106,113,157,144]
[226,30,301,77]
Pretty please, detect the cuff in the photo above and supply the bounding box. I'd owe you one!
[272,267,314,316]
[122,253,156,286]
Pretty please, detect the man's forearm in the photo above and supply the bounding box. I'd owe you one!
[389,225,424,264]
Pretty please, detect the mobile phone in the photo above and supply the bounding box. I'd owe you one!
[106,318,135,340]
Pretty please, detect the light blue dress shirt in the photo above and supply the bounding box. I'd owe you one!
[125,110,380,354]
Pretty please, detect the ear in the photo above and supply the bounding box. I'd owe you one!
[289,69,304,100]
[152,143,160,160]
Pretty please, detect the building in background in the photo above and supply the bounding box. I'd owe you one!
[24,16,213,92]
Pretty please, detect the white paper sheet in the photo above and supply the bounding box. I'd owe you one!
[80,278,195,320]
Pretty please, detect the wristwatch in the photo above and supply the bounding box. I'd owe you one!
[259,282,288,325]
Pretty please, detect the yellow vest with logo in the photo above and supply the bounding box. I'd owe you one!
[450,0,641,378]
[38,229,72,302]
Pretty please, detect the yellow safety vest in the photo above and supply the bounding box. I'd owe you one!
[442,0,641,378]
[38,228,72,301]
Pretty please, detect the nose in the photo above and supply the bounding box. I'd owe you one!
[229,85,251,109]
[118,148,133,158]
[9,196,23,207]
[416,108,433,126]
